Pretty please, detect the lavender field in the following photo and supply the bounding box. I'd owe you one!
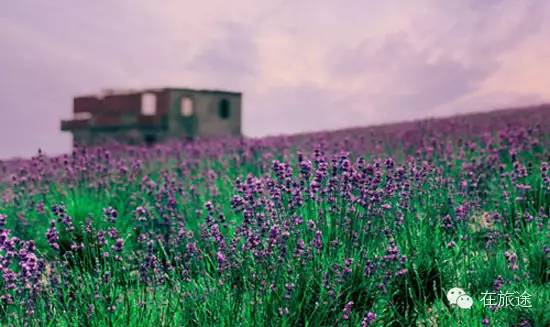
[0,106,549,326]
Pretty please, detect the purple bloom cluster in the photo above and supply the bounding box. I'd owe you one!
[46,220,60,250]
[504,251,519,271]
[0,227,45,314]
[361,311,376,326]
[342,300,354,320]
[493,275,504,291]
[0,105,548,324]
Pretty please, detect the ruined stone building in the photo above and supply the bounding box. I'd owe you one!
[61,88,242,146]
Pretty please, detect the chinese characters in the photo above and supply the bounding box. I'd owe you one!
[480,291,532,308]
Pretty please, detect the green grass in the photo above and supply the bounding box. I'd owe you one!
[0,131,548,326]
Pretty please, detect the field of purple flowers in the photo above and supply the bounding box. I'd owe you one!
[0,106,549,326]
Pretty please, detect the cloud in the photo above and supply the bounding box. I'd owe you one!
[186,22,259,87]
[1,0,550,158]
[246,84,360,136]
[321,0,550,121]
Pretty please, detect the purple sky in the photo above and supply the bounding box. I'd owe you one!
[1,1,550,159]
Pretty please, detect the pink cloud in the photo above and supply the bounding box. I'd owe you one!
[1,0,549,158]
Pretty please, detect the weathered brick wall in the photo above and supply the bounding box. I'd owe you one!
[65,89,241,146]
[167,90,241,139]
[195,93,241,138]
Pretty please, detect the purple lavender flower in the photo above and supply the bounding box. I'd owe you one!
[284,283,295,300]
[186,242,199,255]
[364,260,376,277]
[107,227,119,239]
[46,220,60,250]
[382,239,400,263]
[112,238,124,252]
[342,301,354,320]
[441,214,453,230]
[135,206,148,221]
[103,271,111,283]
[395,268,408,277]
[210,224,223,244]
[504,251,519,271]
[103,207,118,223]
[455,205,468,220]
[343,258,353,275]
[216,251,225,272]
[493,275,504,291]
[312,230,323,251]
[2,268,17,290]
[52,204,74,231]
[361,312,376,326]
[97,230,107,246]
[84,218,93,234]
[278,307,289,316]
[269,225,280,244]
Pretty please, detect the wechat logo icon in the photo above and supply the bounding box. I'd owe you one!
[447,287,473,309]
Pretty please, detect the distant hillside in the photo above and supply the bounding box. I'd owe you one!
[1,103,548,170]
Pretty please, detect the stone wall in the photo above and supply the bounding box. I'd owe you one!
[64,88,242,146]
[167,90,242,139]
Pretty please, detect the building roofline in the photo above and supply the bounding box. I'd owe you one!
[162,87,242,96]
[75,87,242,99]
